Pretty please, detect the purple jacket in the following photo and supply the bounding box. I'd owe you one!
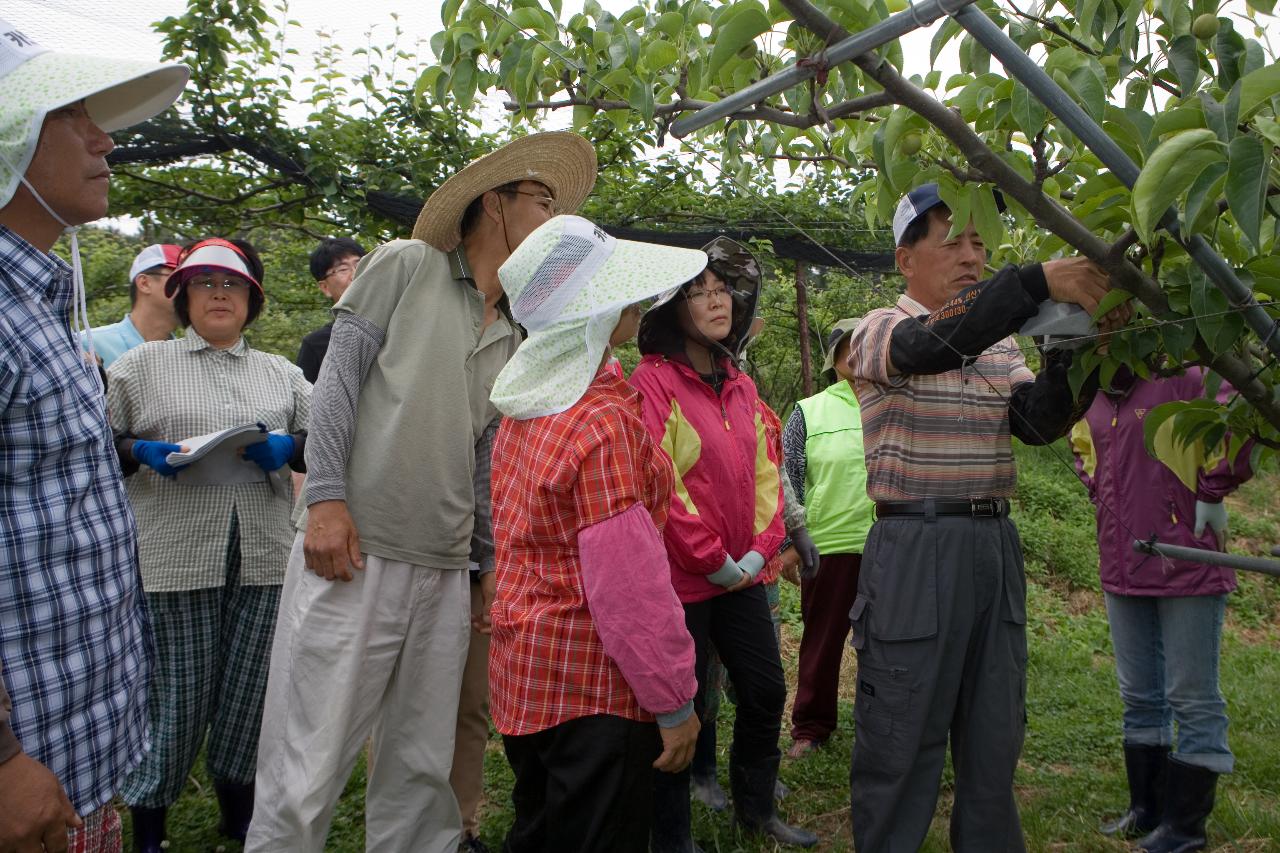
[1070,369,1253,597]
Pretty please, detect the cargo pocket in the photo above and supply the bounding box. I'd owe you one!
[853,663,915,774]
[849,594,869,650]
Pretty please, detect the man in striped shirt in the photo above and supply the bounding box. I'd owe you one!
[844,183,1129,852]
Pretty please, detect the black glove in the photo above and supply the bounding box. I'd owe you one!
[791,526,820,580]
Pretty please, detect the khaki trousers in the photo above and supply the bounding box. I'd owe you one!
[246,533,470,853]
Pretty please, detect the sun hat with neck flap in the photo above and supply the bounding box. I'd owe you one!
[0,18,188,371]
[490,215,708,420]
[412,131,598,252]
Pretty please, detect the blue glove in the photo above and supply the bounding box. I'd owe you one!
[132,440,184,478]
[243,433,295,472]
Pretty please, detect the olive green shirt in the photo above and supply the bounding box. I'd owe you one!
[302,239,519,568]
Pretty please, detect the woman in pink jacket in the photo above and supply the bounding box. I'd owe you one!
[630,238,816,851]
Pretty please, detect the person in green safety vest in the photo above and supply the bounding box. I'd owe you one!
[781,318,877,758]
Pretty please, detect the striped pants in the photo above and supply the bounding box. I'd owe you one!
[121,514,282,808]
[66,805,122,853]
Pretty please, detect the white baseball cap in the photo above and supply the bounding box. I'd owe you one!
[128,243,182,282]
[891,183,945,246]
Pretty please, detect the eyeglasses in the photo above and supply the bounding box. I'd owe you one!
[322,263,357,281]
[505,189,559,215]
[189,275,251,292]
[685,285,731,305]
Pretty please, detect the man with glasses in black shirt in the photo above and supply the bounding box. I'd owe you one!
[297,237,366,383]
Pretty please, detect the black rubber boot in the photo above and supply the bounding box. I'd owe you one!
[1137,758,1218,853]
[1100,743,1169,838]
[213,780,255,842]
[690,720,727,811]
[651,772,699,853]
[730,760,818,848]
[129,806,166,853]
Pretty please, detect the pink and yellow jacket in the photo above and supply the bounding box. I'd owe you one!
[629,354,786,603]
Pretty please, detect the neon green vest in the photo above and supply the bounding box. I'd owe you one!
[795,381,874,554]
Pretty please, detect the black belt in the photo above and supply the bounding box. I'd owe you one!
[875,498,1010,519]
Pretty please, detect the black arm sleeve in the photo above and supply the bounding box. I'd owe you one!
[288,431,308,473]
[1008,348,1099,445]
[296,326,331,385]
[114,437,140,477]
[888,264,1050,376]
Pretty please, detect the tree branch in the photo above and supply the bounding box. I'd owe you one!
[503,92,892,129]
[778,0,1280,432]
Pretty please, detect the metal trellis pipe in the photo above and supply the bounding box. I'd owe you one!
[952,5,1280,362]
[1133,539,1280,578]
[669,0,977,138]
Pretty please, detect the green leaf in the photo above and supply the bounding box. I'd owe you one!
[1168,34,1202,95]
[1160,315,1198,360]
[441,0,464,27]
[1198,91,1230,143]
[572,103,594,130]
[1143,399,1219,456]
[1214,20,1246,90]
[935,175,972,239]
[1131,128,1222,242]
[970,184,1004,246]
[508,7,549,31]
[1011,82,1047,139]
[654,11,684,38]
[1191,266,1242,353]
[1225,134,1268,253]
[930,16,963,67]
[1093,288,1134,320]
[1238,61,1280,118]
[1068,63,1107,123]
[643,40,679,72]
[630,75,654,121]
[707,8,770,81]
[1183,160,1228,235]
[1152,103,1206,137]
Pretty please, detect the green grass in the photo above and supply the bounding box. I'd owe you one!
[123,447,1280,852]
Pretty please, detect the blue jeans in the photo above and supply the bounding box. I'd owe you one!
[1104,592,1233,773]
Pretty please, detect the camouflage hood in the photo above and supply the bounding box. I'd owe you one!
[638,236,763,360]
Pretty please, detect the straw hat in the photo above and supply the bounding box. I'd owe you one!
[490,215,707,419]
[412,132,597,252]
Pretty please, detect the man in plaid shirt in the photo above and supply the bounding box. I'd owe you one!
[0,21,186,853]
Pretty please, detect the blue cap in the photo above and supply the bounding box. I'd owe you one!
[892,183,944,246]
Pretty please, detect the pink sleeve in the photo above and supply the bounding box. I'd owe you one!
[580,502,697,717]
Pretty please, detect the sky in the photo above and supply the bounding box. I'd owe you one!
[12,0,1276,233]
[17,0,951,112]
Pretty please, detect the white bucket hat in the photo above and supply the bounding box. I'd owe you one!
[0,19,188,376]
[491,215,708,420]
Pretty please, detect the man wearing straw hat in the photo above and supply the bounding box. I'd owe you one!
[248,132,597,853]
[0,18,187,853]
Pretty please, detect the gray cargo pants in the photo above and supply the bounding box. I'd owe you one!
[849,512,1028,853]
